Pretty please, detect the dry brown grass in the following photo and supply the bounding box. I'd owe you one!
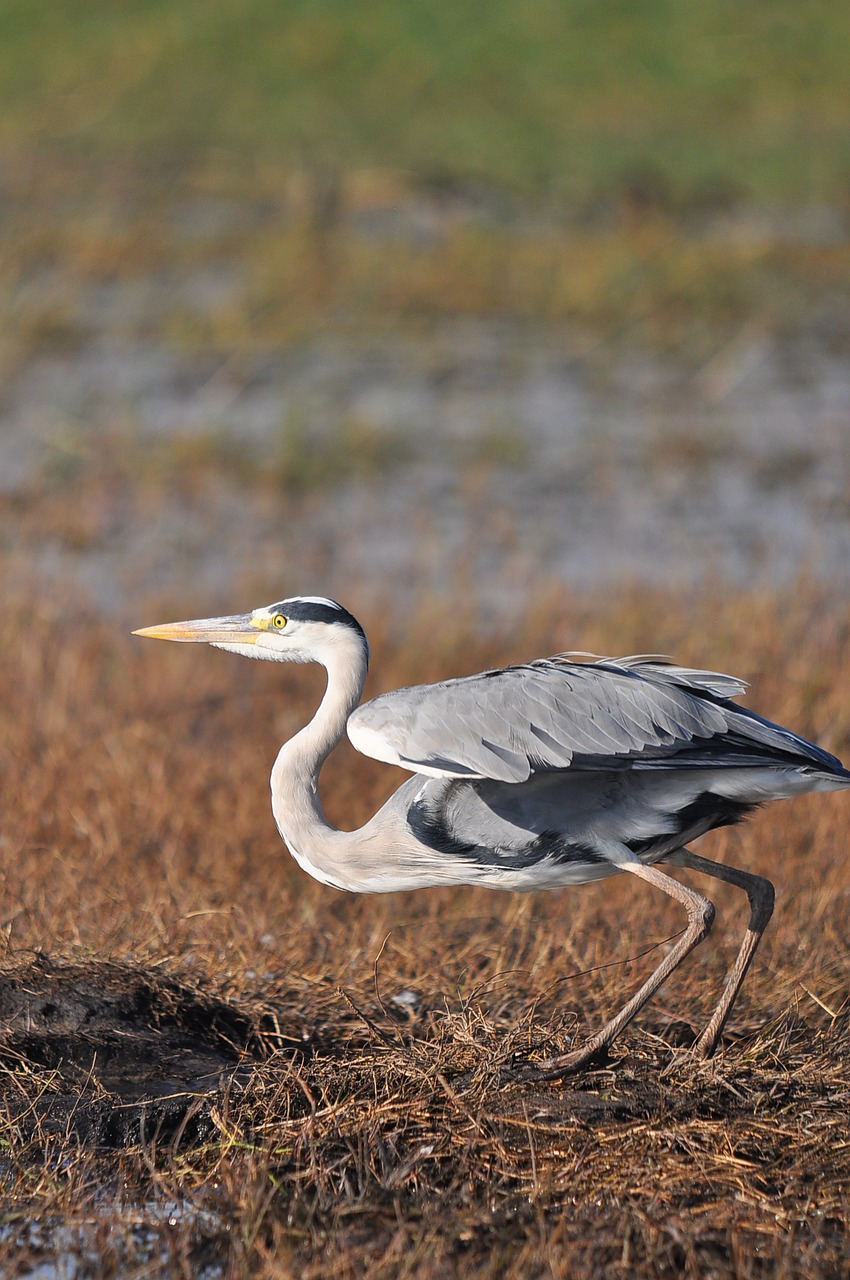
[1,583,850,1277]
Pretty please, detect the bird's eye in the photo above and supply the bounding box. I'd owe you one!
[272,614,287,629]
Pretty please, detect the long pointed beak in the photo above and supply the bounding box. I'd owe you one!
[133,614,260,644]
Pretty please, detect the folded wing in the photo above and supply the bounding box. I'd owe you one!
[347,655,841,783]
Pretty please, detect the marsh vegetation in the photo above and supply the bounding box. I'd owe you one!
[2,587,850,1276]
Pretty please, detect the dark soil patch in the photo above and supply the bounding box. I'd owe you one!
[0,955,303,1147]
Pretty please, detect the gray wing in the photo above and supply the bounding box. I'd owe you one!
[347,655,838,784]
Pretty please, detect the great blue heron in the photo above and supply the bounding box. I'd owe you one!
[134,595,850,1077]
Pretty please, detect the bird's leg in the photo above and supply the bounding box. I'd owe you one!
[665,846,775,1058]
[517,859,716,1081]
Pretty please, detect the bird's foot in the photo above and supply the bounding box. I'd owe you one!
[501,1039,613,1084]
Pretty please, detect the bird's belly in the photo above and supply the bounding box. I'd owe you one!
[465,856,624,892]
[406,766,797,892]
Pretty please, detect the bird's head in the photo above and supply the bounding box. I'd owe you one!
[134,596,369,668]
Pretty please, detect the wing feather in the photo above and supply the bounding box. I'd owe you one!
[347,654,838,782]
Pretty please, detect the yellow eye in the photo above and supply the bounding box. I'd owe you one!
[272,614,287,629]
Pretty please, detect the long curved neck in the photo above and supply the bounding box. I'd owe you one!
[270,635,369,889]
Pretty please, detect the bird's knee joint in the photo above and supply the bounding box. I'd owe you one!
[748,876,775,926]
[750,875,775,906]
[699,898,716,933]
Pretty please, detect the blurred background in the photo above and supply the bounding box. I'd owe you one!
[2,0,850,623]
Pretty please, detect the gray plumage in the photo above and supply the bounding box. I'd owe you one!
[135,596,850,1077]
[349,653,839,782]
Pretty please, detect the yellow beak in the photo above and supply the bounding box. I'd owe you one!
[132,614,261,644]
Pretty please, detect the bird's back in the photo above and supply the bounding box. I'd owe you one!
[349,653,850,784]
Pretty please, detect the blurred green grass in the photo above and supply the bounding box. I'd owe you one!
[1,1,848,370]
[1,0,849,203]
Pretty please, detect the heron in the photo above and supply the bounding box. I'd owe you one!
[134,595,850,1078]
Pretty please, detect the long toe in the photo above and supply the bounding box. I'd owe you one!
[509,1040,614,1082]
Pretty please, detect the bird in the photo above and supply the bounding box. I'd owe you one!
[134,595,850,1078]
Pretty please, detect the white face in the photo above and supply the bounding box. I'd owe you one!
[134,597,367,667]
[215,608,344,663]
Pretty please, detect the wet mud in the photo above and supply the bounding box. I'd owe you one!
[0,956,302,1148]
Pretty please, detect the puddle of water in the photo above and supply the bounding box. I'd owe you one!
[1,1198,227,1280]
